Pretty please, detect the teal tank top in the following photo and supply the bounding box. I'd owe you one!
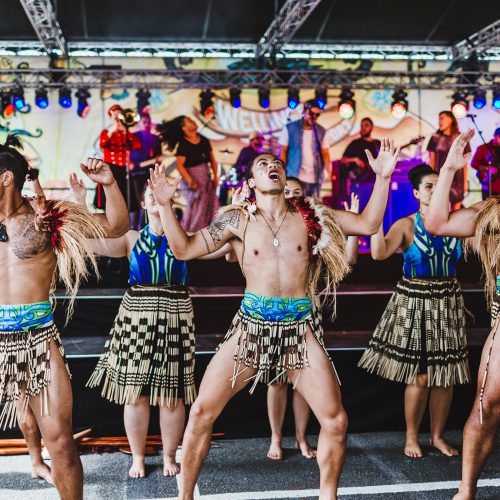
[128,225,188,286]
[402,212,461,278]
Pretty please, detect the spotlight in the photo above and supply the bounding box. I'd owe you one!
[35,88,49,109]
[136,89,151,114]
[0,91,15,118]
[258,87,270,109]
[472,88,486,110]
[451,91,468,118]
[229,88,241,109]
[287,88,300,109]
[11,87,25,111]
[59,87,72,108]
[315,87,327,109]
[76,89,91,118]
[338,89,355,119]
[492,87,500,110]
[391,89,408,118]
[199,89,215,117]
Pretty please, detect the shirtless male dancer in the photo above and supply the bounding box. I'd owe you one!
[148,140,400,500]
[425,129,500,500]
[0,136,129,500]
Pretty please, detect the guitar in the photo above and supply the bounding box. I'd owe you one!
[132,155,168,170]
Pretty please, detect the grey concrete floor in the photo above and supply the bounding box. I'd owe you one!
[0,431,499,499]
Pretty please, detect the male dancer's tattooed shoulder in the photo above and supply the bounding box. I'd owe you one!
[205,209,241,246]
[9,213,51,259]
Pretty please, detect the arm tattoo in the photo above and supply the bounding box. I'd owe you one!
[201,230,211,254]
[206,210,241,246]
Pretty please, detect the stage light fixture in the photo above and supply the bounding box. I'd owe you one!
[0,91,14,118]
[229,88,241,109]
[315,87,327,109]
[338,89,355,119]
[472,88,487,110]
[59,87,72,108]
[199,89,215,117]
[35,88,49,109]
[493,87,500,110]
[136,89,151,114]
[451,91,468,119]
[76,89,91,118]
[11,87,25,111]
[287,88,300,109]
[391,89,408,118]
[258,87,270,109]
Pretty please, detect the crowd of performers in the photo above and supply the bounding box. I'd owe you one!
[0,105,499,500]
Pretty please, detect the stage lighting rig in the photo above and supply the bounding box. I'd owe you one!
[472,88,486,110]
[338,89,355,119]
[76,89,91,118]
[59,87,72,108]
[391,89,408,118]
[136,89,151,114]
[229,88,241,109]
[11,87,25,111]
[35,88,49,109]
[451,91,468,118]
[258,87,270,109]
[199,90,215,117]
[287,88,300,109]
[315,87,327,109]
[492,87,500,110]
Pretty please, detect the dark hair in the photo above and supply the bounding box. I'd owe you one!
[0,134,38,189]
[361,117,373,126]
[304,99,320,110]
[156,115,186,151]
[438,110,459,136]
[140,112,151,120]
[408,163,437,189]
[245,153,283,181]
[286,176,303,189]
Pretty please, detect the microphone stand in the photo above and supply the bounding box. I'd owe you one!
[125,124,132,210]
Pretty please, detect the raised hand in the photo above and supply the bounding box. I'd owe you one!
[148,163,181,205]
[231,181,251,206]
[366,138,401,179]
[69,172,87,205]
[80,158,115,186]
[442,129,474,171]
[343,192,360,214]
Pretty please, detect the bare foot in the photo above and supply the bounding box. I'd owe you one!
[430,437,459,457]
[129,456,145,479]
[267,441,284,460]
[163,455,180,477]
[452,491,474,500]
[31,463,53,484]
[404,439,423,458]
[295,439,317,459]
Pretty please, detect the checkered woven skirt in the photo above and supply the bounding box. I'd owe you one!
[87,285,196,406]
[358,276,470,387]
[0,324,69,429]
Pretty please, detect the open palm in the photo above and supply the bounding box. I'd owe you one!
[366,138,400,179]
[443,129,474,172]
[148,163,181,205]
[68,172,87,205]
[80,158,114,185]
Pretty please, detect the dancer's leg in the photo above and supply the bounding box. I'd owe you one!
[159,399,185,476]
[267,383,287,460]
[404,374,429,458]
[293,390,316,458]
[454,322,500,500]
[289,330,348,500]
[17,403,53,484]
[429,386,458,456]
[179,330,257,500]
[27,337,83,500]
[124,396,150,478]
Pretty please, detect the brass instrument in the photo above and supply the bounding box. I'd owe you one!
[118,108,140,128]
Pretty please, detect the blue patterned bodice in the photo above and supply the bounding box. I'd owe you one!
[402,212,461,278]
[128,225,188,286]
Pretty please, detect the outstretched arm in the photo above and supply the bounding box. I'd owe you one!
[343,193,360,265]
[425,130,480,237]
[370,218,407,261]
[80,158,129,237]
[149,164,241,260]
[335,138,400,236]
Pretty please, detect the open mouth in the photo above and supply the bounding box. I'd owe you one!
[268,171,280,181]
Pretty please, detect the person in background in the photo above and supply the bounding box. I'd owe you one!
[471,127,500,198]
[279,99,331,198]
[157,116,218,232]
[94,104,142,213]
[219,131,265,206]
[129,113,163,229]
[427,111,470,210]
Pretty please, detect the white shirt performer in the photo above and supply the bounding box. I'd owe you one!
[148,140,400,500]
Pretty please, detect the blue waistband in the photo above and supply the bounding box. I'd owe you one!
[240,291,312,322]
[0,302,54,332]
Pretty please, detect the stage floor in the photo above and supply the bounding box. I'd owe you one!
[1,431,499,499]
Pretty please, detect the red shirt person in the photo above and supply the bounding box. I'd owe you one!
[93,105,141,210]
[471,127,500,196]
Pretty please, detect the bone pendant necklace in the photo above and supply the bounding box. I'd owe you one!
[260,207,288,247]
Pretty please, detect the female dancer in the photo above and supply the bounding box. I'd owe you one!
[358,163,470,458]
[157,116,219,231]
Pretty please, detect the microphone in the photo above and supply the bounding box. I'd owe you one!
[466,114,477,118]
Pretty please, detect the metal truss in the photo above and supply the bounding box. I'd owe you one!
[1,40,500,61]
[452,20,500,62]
[256,0,323,58]
[0,68,498,90]
[18,0,66,55]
